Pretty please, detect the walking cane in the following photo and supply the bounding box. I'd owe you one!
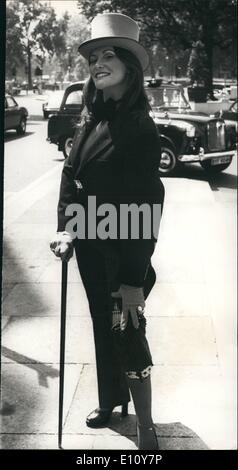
[58,260,68,449]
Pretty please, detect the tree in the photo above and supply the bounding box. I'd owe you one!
[187,40,209,86]
[77,0,237,93]
[60,14,90,80]
[6,0,69,87]
[6,4,25,75]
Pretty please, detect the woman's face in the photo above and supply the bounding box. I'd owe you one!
[89,46,127,93]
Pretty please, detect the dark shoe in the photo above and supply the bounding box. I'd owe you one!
[137,424,159,450]
[86,403,128,428]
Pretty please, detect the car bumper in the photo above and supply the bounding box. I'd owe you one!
[178,147,237,163]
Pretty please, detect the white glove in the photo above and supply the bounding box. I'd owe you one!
[50,231,74,262]
[112,284,145,331]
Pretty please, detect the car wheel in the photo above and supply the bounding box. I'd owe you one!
[200,160,232,174]
[16,118,26,135]
[159,144,178,175]
[63,136,74,158]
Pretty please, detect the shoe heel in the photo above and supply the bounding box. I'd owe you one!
[121,403,128,417]
[137,424,159,450]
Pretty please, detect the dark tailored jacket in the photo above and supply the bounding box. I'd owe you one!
[57,104,165,287]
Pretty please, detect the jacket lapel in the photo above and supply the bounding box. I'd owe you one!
[75,120,113,176]
[70,125,89,171]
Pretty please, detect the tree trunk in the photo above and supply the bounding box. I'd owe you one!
[204,37,214,98]
[27,43,32,89]
[147,48,155,78]
[203,10,214,99]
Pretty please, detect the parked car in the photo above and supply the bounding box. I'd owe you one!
[21,81,29,93]
[42,90,65,119]
[5,80,21,96]
[47,81,237,175]
[146,82,237,174]
[47,81,84,157]
[4,94,28,135]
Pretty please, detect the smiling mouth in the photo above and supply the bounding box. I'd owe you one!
[95,72,110,79]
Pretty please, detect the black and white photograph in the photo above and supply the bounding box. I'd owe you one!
[0,0,237,459]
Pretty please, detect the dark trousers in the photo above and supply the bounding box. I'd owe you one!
[74,239,130,408]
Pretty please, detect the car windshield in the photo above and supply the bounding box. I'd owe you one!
[145,86,189,110]
[230,101,237,112]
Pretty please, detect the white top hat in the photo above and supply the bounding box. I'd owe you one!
[78,13,149,71]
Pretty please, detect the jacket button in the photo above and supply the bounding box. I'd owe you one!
[74,179,83,189]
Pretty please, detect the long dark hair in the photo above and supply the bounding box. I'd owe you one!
[80,47,150,127]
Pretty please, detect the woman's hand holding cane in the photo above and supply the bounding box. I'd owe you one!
[50,231,74,262]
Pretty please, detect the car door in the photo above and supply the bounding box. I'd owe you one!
[5,96,20,130]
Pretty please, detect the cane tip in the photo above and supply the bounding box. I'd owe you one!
[0,401,16,415]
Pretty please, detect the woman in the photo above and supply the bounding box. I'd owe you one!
[50,13,165,450]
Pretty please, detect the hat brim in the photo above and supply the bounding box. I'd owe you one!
[78,37,149,71]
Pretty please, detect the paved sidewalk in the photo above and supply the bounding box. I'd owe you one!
[1,164,237,450]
